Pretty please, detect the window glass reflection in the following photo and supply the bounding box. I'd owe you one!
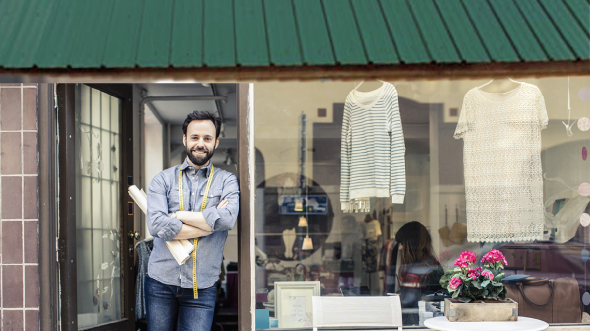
[253,78,590,328]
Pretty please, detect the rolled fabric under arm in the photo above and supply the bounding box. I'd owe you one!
[128,185,194,265]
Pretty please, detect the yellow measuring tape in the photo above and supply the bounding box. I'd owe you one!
[178,165,215,299]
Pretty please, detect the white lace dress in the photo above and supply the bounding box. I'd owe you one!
[454,83,548,242]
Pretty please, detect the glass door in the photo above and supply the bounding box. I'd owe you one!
[75,84,123,328]
[58,84,134,331]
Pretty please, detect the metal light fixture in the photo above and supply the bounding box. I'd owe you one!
[301,192,312,250]
[302,237,313,250]
[294,199,304,212]
[299,112,313,251]
[298,216,308,227]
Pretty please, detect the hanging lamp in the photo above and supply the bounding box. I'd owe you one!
[294,199,304,212]
[302,237,313,250]
[301,191,312,250]
[298,216,308,227]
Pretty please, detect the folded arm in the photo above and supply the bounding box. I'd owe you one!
[146,173,184,241]
[176,174,240,232]
[173,224,213,240]
[174,198,229,232]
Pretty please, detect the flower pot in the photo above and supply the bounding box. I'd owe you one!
[444,298,518,322]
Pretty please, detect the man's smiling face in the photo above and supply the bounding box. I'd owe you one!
[183,119,219,167]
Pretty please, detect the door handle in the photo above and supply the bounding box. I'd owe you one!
[128,231,140,240]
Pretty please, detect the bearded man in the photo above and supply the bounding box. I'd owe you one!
[145,111,239,331]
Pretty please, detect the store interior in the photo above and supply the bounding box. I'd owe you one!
[252,78,590,328]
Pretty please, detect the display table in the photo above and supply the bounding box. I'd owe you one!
[424,316,548,331]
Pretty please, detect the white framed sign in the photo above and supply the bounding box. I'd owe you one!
[275,281,320,328]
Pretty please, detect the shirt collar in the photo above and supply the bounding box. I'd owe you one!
[180,158,214,177]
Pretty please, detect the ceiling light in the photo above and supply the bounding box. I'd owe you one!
[302,237,313,250]
[298,216,308,227]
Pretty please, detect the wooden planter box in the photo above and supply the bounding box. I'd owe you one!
[444,298,518,322]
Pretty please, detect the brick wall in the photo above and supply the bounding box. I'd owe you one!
[0,84,39,330]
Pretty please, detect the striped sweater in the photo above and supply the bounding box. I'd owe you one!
[340,82,406,211]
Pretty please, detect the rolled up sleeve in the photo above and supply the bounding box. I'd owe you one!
[202,174,240,232]
[147,173,183,241]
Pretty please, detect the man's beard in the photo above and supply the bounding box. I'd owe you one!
[187,145,215,166]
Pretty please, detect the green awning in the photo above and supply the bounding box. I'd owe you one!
[0,0,588,69]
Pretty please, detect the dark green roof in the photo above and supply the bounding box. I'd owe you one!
[0,0,588,69]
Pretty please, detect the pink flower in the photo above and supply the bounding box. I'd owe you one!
[460,251,477,263]
[468,268,481,280]
[449,276,463,290]
[454,251,477,269]
[454,258,467,269]
[482,271,494,280]
[481,249,508,266]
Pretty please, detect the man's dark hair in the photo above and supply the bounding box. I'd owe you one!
[182,111,222,139]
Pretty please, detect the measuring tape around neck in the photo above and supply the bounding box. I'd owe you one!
[178,165,215,299]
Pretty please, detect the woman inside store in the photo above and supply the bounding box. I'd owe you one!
[392,221,444,325]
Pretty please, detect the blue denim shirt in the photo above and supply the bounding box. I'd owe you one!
[146,159,239,289]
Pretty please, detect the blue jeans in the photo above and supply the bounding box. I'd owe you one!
[145,274,217,331]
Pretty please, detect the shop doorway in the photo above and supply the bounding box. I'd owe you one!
[56,83,239,330]
[135,83,240,330]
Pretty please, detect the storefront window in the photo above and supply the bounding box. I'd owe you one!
[253,77,590,328]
